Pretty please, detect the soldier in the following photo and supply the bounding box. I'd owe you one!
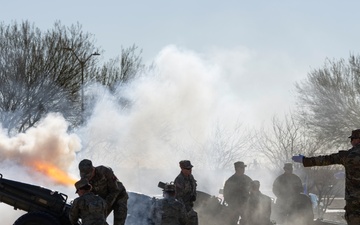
[223,161,252,225]
[287,192,314,225]
[69,178,108,225]
[78,159,128,225]
[292,128,360,225]
[272,163,303,224]
[174,160,198,225]
[149,183,188,225]
[243,180,272,225]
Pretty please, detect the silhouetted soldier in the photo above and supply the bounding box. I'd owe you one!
[243,180,272,225]
[272,163,303,224]
[223,161,252,225]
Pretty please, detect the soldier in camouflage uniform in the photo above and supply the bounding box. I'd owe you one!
[69,178,108,225]
[272,163,303,224]
[174,160,198,225]
[223,161,252,225]
[149,183,188,225]
[243,180,272,225]
[79,159,128,225]
[292,129,360,225]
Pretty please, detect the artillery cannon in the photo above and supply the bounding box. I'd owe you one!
[0,173,77,225]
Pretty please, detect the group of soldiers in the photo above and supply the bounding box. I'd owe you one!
[69,159,128,225]
[69,159,198,225]
[219,128,360,225]
[69,128,360,225]
[223,161,313,225]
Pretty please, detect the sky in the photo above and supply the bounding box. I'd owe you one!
[0,1,357,223]
[3,1,360,124]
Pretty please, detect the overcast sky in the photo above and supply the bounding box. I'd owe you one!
[3,1,360,126]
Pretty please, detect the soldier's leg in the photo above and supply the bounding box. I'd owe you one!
[345,214,360,225]
[274,199,289,224]
[344,201,360,225]
[226,208,240,225]
[186,209,198,225]
[112,198,128,225]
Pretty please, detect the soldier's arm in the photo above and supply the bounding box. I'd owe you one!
[175,176,185,201]
[69,199,80,225]
[103,167,122,208]
[303,151,348,167]
[265,196,272,219]
[223,179,231,202]
[272,177,280,198]
[191,176,197,201]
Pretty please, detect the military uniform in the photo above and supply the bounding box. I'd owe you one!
[79,159,128,225]
[149,196,188,225]
[223,161,252,225]
[69,178,108,225]
[302,145,360,225]
[291,129,360,225]
[272,163,303,223]
[287,193,314,225]
[175,160,198,225]
[243,181,272,225]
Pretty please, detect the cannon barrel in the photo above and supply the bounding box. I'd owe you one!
[0,173,74,225]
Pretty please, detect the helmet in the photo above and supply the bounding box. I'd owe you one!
[164,183,175,192]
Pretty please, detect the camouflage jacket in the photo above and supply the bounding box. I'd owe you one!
[244,191,272,225]
[174,172,197,211]
[69,192,108,225]
[288,193,314,225]
[272,173,303,200]
[149,196,188,225]
[223,173,252,207]
[303,144,360,201]
[89,166,128,210]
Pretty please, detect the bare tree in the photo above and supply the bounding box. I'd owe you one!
[305,167,344,219]
[0,21,146,134]
[95,44,146,89]
[173,121,252,170]
[295,55,360,148]
[254,113,325,170]
[0,21,100,134]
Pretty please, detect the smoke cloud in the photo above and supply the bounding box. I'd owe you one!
[0,45,300,224]
[0,113,80,172]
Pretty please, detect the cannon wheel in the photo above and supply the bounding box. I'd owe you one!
[13,212,61,225]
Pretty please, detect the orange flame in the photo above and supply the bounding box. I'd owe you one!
[29,161,77,186]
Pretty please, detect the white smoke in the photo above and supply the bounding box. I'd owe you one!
[0,45,303,224]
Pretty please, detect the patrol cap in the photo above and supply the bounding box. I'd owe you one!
[179,160,193,169]
[284,163,293,170]
[234,161,247,168]
[79,159,93,179]
[348,129,360,139]
[75,178,90,193]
